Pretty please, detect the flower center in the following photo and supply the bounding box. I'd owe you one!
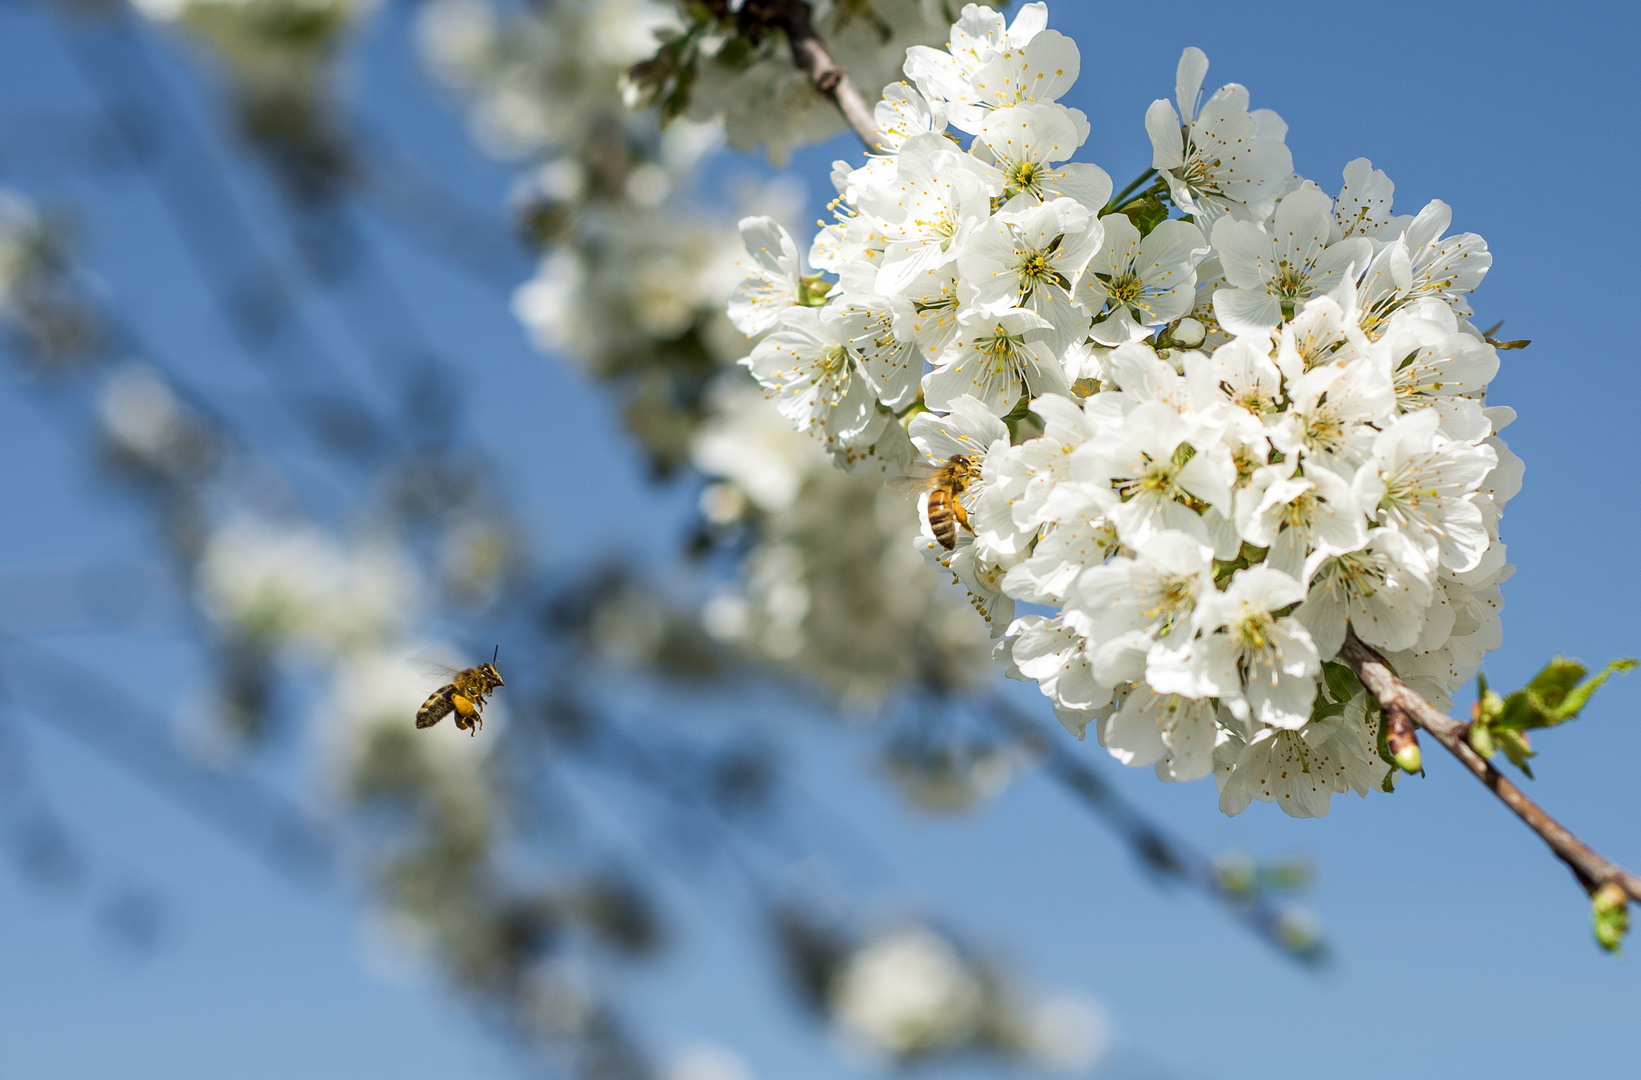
[1016,244,1072,300]
[1105,270,1145,305]
[975,324,1031,374]
[1005,160,1044,198]
[1281,490,1317,530]
[1145,574,1198,637]
[1232,607,1277,652]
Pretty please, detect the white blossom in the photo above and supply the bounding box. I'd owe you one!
[1144,47,1294,229]
[744,306,888,451]
[728,216,802,335]
[923,308,1070,415]
[706,2,1521,820]
[1079,216,1206,345]
[1150,566,1319,730]
[1209,187,1373,336]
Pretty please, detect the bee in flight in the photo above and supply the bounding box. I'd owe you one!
[415,647,505,736]
[888,456,979,550]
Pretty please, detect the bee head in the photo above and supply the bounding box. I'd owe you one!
[480,663,504,687]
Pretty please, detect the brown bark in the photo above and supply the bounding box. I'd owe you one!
[1339,630,1641,903]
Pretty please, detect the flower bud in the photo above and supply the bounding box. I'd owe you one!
[1592,882,1629,953]
[1171,317,1205,347]
[1383,706,1422,773]
[1468,719,1496,760]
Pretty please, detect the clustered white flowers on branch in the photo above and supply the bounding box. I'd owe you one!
[729,2,1522,818]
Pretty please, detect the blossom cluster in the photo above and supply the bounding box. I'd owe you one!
[420,0,998,699]
[730,2,1521,817]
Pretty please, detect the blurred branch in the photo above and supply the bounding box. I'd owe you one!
[723,0,882,149]
[352,125,530,293]
[48,8,398,461]
[0,638,334,885]
[1340,631,1641,904]
[990,695,1327,965]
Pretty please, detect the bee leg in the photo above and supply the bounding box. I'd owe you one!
[451,693,483,737]
[952,499,974,535]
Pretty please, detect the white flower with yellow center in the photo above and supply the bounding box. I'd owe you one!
[960,196,1100,352]
[1009,612,1115,716]
[999,485,1121,604]
[743,306,887,450]
[1331,157,1399,242]
[1079,216,1206,346]
[873,81,947,153]
[1069,400,1233,548]
[1296,527,1434,656]
[1216,707,1384,818]
[1144,47,1294,230]
[922,307,1069,415]
[1234,461,1368,579]
[859,134,996,295]
[727,216,801,335]
[975,102,1111,209]
[890,260,969,356]
[1351,407,1497,574]
[1149,566,1319,730]
[1267,357,1395,476]
[1209,187,1374,336]
[1370,301,1499,441]
[1273,288,1370,381]
[902,1,1049,124]
[1063,529,1215,687]
[1102,689,1220,783]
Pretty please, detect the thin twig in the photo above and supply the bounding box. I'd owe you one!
[1339,630,1641,903]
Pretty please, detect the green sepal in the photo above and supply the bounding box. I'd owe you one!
[1310,698,1348,723]
[1374,697,1397,770]
[797,274,834,307]
[1002,393,1036,442]
[1116,193,1169,236]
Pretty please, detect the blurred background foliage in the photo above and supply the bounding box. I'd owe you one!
[0,0,1326,1076]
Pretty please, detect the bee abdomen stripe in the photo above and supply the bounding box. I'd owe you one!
[416,690,455,729]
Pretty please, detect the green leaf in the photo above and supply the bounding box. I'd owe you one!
[1496,657,1637,731]
[1310,698,1347,722]
[1116,194,1169,236]
[1550,658,1638,721]
[1526,658,1587,711]
[1322,661,1361,706]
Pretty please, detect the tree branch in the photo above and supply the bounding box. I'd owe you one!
[736,0,882,150]
[1339,630,1641,903]
[990,696,1327,965]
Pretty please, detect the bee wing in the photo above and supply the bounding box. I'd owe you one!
[884,463,941,501]
[409,655,462,682]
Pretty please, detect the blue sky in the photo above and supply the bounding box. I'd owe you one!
[0,1,1637,1078]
